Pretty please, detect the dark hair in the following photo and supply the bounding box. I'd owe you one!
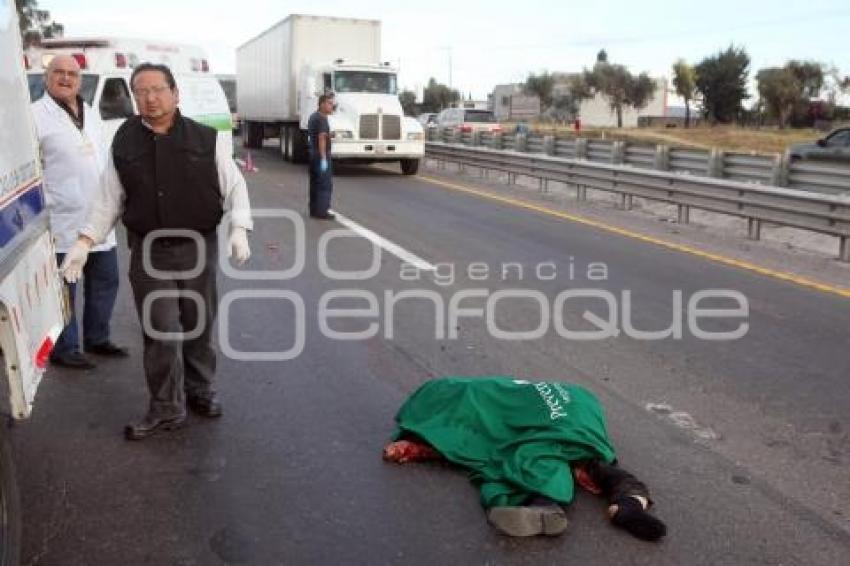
[130,63,177,91]
[318,92,335,106]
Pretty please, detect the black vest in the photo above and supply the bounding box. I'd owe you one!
[112,112,224,237]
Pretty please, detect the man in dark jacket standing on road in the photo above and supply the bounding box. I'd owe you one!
[307,93,335,219]
[60,63,253,440]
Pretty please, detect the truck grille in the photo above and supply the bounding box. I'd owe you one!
[382,115,401,140]
[359,114,379,139]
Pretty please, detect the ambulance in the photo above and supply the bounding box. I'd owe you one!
[24,37,234,154]
[1,1,70,562]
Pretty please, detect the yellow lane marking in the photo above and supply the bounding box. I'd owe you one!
[418,175,850,300]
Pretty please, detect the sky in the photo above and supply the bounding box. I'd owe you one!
[43,0,850,102]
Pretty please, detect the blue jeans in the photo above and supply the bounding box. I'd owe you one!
[308,157,334,215]
[53,247,120,357]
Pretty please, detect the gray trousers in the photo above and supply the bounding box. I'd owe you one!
[128,232,218,418]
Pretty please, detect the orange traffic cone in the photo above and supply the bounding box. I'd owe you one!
[243,151,257,173]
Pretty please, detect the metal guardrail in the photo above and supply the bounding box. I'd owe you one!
[425,140,850,262]
[432,128,850,197]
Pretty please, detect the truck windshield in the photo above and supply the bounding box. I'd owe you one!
[334,71,397,94]
[27,73,99,105]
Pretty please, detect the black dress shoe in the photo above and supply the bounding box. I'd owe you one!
[50,351,96,370]
[85,341,129,357]
[124,414,187,440]
[187,395,223,418]
[310,212,336,220]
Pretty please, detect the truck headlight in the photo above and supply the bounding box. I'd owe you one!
[333,130,353,139]
[406,132,424,141]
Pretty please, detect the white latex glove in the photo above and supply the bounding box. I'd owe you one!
[60,239,92,283]
[228,226,251,265]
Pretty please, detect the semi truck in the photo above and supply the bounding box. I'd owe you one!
[236,15,425,175]
[0,2,70,562]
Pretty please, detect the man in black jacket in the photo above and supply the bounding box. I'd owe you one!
[61,63,253,440]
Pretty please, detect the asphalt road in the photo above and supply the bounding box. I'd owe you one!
[13,145,850,565]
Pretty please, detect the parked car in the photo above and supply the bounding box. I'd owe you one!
[417,113,438,128]
[436,108,502,134]
[787,127,850,162]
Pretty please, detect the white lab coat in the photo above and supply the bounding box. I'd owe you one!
[31,95,117,253]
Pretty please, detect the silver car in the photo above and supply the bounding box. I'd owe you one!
[788,127,850,162]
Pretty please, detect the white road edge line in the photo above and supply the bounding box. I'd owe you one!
[330,210,436,272]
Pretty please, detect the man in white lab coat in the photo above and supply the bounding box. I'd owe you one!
[32,55,128,370]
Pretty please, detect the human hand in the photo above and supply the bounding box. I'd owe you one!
[60,238,92,283]
[320,158,328,173]
[227,226,251,265]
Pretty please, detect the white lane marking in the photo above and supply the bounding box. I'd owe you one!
[330,210,436,272]
[646,403,720,441]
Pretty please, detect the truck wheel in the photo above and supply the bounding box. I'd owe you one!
[291,129,309,164]
[0,421,21,566]
[401,159,420,175]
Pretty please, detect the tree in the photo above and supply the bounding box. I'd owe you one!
[420,77,460,113]
[16,0,64,47]
[582,60,656,127]
[398,89,417,116]
[524,71,555,112]
[756,61,824,128]
[672,59,698,127]
[756,68,800,128]
[695,46,750,124]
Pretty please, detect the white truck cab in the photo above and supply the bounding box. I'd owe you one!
[299,61,424,173]
[24,37,234,154]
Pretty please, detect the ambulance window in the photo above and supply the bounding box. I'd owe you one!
[99,78,134,120]
[80,75,98,105]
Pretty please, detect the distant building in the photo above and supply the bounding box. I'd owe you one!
[492,84,541,121]
[492,75,669,127]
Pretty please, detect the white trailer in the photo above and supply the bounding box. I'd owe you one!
[237,15,424,174]
[0,2,70,562]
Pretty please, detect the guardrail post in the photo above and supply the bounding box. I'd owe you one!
[708,148,724,178]
[576,186,587,201]
[471,131,482,147]
[620,194,633,210]
[575,138,588,160]
[612,141,626,164]
[840,237,850,262]
[515,133,528,152]
[654,144,670,171]
[747,218,762,240]
[771,153,790,187]
[544,135,556,156]
[677,204,690,224]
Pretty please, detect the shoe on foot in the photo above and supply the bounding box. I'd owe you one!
[487,505,568,537]
[124,413,186,440]
[84,341,129,357]
[310,212,336,220]
[187,395,223,418]
[50,351,96,370]
[609,496,667,541]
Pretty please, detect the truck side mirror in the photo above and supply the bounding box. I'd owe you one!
[816,138,827,147]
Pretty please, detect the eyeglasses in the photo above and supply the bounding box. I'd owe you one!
[132,85,172,98]
[50,69,80,79]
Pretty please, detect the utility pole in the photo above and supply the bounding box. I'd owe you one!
[439,46,453,89]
